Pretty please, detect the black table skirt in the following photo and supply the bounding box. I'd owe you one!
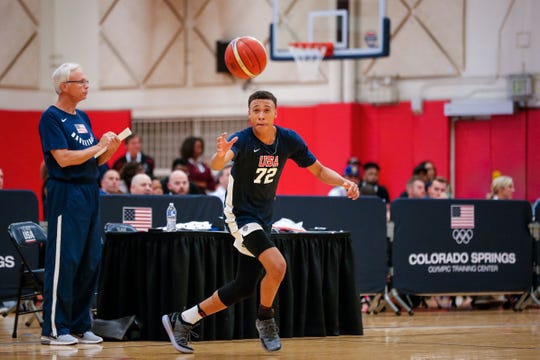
[97,231,363,341]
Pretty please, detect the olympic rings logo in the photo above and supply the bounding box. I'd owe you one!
[452,229,473,244]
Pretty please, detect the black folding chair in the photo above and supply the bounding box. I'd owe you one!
[7,221,47,338]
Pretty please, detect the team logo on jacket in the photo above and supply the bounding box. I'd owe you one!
[71,124,95,146]
[74,123,88,134]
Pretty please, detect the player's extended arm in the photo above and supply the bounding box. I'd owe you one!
[307,160,360,200]
[210,132,237,170]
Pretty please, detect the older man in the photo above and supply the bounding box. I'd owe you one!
[39,62,120,346]
[130,173,153,195]
[167,170,190,195]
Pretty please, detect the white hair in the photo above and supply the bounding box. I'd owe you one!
[52,62,81,94]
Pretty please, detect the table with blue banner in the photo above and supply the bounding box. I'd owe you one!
[97,230,363,341]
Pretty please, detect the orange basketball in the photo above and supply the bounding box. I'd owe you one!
[224,36,267,79]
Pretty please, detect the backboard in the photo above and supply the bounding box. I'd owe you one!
[270,0,390,61]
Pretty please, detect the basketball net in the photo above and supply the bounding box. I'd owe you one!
[288,43,330,82]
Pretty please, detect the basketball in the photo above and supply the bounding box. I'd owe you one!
[224,36,267,79]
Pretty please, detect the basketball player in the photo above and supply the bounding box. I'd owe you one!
[162,90,359,353]
[39,63,121,345]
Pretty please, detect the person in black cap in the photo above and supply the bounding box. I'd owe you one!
[328,163,361,196]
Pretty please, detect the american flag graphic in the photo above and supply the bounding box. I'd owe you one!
[122,207,152,231]
[450,205,475,229]
[74,124,88,134]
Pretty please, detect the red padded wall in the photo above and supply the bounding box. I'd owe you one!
[274,101,450,200]
[527,109,540,201]
[276,104,355,195]
[454,112,529,200]
[0,110,44,203]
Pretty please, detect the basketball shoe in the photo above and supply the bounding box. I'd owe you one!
[161,312,197,353]
[255,318,281,351]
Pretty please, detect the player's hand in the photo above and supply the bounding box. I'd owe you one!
[216,132,238,156]
[343,181,360,200]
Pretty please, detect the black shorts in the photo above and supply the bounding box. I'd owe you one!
[241,229,274,258]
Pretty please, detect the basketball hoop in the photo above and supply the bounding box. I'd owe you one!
[288,42,334,82]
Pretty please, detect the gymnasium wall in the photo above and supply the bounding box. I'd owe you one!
[1,103,539,222]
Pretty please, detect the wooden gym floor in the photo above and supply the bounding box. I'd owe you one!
[1,303,539,359]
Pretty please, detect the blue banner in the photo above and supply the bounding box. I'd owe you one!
[392,199,533,294]
[273,196,388,294]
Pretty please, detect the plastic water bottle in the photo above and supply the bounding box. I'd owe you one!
[166,202,177,232]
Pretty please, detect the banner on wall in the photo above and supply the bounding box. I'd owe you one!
[392,199,533,294]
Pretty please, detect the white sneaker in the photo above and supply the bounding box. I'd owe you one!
[73,331,103,344]
[41,334,78,345]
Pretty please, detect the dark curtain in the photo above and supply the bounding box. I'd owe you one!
[97,231,363,341]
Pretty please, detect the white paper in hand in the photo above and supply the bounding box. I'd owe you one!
[94,128,132,158]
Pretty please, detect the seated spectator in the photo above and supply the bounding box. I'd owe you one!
[488,175,515,200]
[100,169,122,194]
[113,133,155,177]
[167,170,190,195]
[130,173,153,195]
[119,162,145,193]
[328,164,360,196]
[348,156,360,167]
[359,162,390,203]
[405,176,426,199]
[209,164,232,204]
[427,176,449,199]
[400,163,429,198]
[417,160,437,189]
[151,177,164,195]
[173,136,216,193]
[161,158,202,195]
[412,163,429,184]
[360,162,391,220]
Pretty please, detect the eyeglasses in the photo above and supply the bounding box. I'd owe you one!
[64,80,89,85]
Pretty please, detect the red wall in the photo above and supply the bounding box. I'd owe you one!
[276,102,539,202]
[1,103,538,220]
[0,110,131,219]
[276,104,357,196]
[276,101,450,200]
[527,110,540,200]
[455,109,540,201]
